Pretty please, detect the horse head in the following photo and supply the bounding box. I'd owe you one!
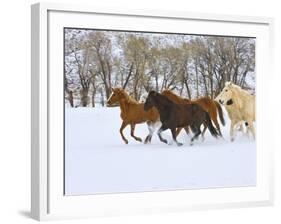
[216,82,236,106]
[107,87,123,107]
[107,88,139,107]
[144,91,157,111]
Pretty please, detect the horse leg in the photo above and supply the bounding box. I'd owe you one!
[171,128,183,146]
[247,121,255,140]
[119,121,129,144]
[176,127,183,137]
[190,125,201,146]
[245,124,250,135]
[201,124,207,142]
[130,124,142,142]
[235,121,245,134]
[230,121,236,142]
[157,124,168,144]
[237,123,244,132]
[144,121,155,144]
[213,116,222,137]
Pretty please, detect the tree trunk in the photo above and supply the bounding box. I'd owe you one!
[122,63,134,89]
[80,88,89,107]
[91,89,96,107]
[209,74,214,99]
[183,78,191,99]
[68,90,74,107]
[201,71,209,97]
[155,73,159,92]
[100,89,105,107]
[195,61,199,98]
[104,82,110,99]
[179,81,184,96]
[133,67,140,100]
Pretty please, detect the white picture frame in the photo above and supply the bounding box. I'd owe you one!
[31,2,274,221]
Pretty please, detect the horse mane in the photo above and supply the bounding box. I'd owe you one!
[226,82,250,94]
[225,83,254,109]
[162,89,190,104]
[118,89,139,104]
[229,83,253,97]
[151,91,175,106]
[162,89,181,99]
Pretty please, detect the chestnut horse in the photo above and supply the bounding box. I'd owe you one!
[144,91,219,146]
[107,88,159,144]
[162,90,225,138]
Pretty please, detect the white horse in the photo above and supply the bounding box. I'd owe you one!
[216,82,255,141]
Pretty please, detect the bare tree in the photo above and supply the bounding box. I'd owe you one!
[64,29,255,106]
[88,31,114,99]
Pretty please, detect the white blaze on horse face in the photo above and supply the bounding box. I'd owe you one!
[107,92,115,105]
[139,93,148,103]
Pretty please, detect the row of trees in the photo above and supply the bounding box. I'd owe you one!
[64,29,255,107]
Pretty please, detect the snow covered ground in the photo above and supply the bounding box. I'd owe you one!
[65,107,256,195]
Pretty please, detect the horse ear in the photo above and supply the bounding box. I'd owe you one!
[225,81,232,87]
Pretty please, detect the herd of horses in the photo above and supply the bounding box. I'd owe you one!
[106,82,256,146]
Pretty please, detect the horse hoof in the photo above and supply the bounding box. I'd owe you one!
[189,142,194,146]
[144,136,151,144]
[136,138,142,142]
[124,140,128,144]
[230,138,234,142]
[177,143,183,146]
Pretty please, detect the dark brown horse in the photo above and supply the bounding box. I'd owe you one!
[107,88,159,144]
[162,90,225,138]
[144,91,219,146]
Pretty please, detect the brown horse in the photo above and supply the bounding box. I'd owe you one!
[162,90,225,138]
[144,91,219,146]
[107,88,159,144]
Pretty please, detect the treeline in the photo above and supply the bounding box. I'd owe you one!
[64,29,255,107]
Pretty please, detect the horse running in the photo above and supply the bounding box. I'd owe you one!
[144,91,220,146]
[216,82,255,141]
[107,88,159,144]
[162,90,225,138]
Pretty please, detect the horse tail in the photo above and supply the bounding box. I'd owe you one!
[214,101,225,126]
[204,112,219,138]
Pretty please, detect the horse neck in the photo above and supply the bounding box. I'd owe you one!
[230,88,249,109]
[173,94,188,104]
[153,95,174,111]
[170,94,180,102]
[118,93,138,116]
[163,93,180,103]
[121,91,138,103]
[239,88,251,98]
[118,96,129,112]
[232,87,248,101]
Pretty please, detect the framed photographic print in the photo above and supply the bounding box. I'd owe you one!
[31,2,274,221]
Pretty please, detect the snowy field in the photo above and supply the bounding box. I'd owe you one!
[65,107,256,195]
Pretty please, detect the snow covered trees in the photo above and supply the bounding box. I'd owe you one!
[64,29,255,107]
